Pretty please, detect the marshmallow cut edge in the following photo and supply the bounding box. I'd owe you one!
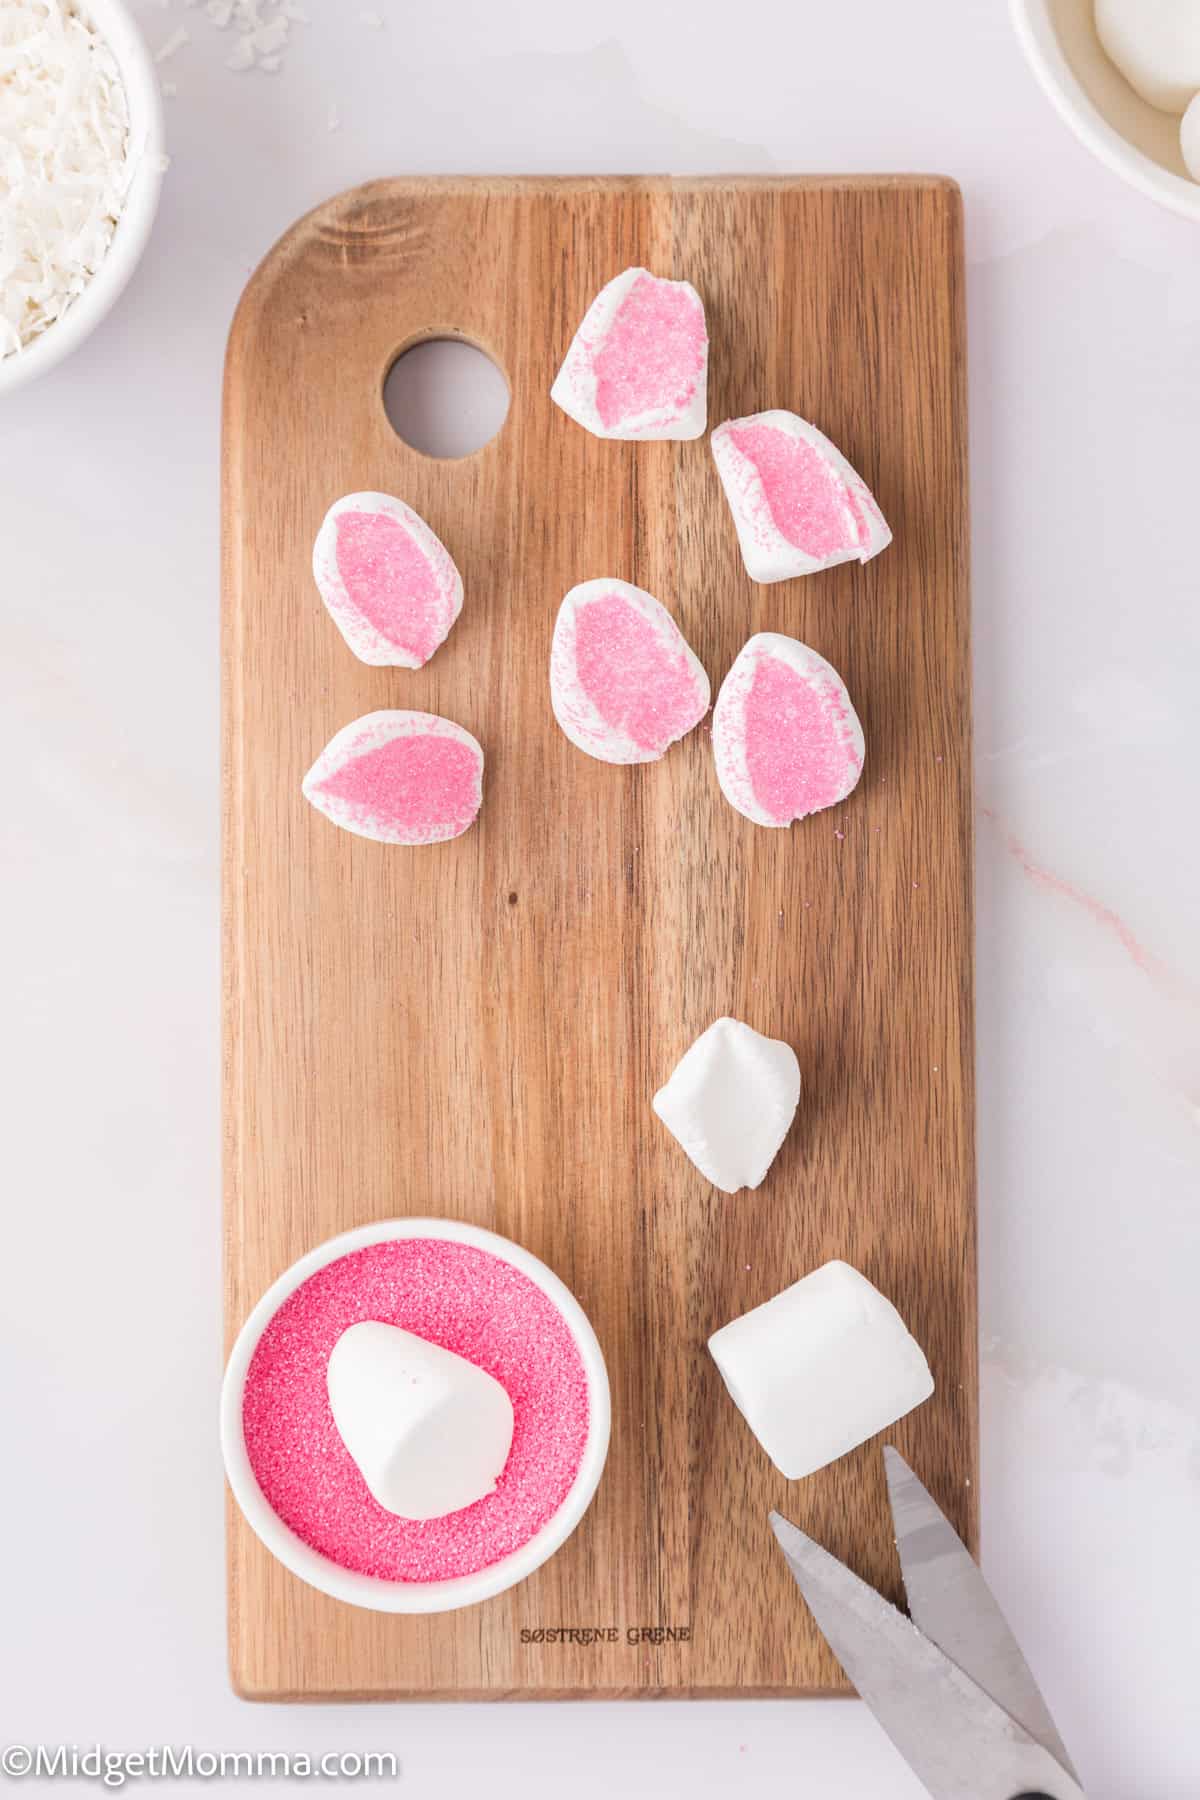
[550,578,711,764]
[711,410,891,583]
[712,632,865,829]
[302,709,484,846]
[551,267,708,441]
[313,491,464,669]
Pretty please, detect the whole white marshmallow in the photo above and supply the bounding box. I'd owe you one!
[326,1321,514,1520]
[708,1260,934,1480]
[1095,0,1200,114]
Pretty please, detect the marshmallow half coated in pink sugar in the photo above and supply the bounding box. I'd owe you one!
[550,579,711,764]
[313,492,463,668]
[551,268,708,441]
[711,411,891,583]
[712,634,864,828]
[302,711,483,846]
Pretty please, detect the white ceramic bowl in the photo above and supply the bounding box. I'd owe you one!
[1011,0,1200,221]
[221,1218,611,1614]
[0,0,165,397]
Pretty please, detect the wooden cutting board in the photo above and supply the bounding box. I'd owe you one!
[222,175,976,1701]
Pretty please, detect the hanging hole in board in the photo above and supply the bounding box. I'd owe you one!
[383,339,510,459]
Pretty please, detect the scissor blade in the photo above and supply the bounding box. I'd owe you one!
[769,1512,1085,1800]
[883,1447,1078,1781]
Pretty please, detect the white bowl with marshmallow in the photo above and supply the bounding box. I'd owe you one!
[221,1219,611,1614]
[1011,0,1200,220]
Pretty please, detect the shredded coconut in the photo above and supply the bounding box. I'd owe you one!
[192,0,305,74]
[141,0,311,81]
[0,0,136,358]
[154,25,189,61]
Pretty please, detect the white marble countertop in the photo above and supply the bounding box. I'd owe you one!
[1,1,1196,1793]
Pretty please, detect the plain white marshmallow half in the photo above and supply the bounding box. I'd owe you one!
[326,1321,515,1520]
[711,410,891,583]
[1095,0,1200,114]
[652,1017,801,1194]
[709,1260,934,1480]
[312,491,463,668]
[550,578,711,764]
[551,267,708,440]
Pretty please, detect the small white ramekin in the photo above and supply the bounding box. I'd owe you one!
[1011,0,1200,222]
[221,1218,611,1614]
[0,0,165,397]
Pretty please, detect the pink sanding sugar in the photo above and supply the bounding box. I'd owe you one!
[242,1238,590,1584]
[728,422,859,559]
[743,654,863,824]
[334,510,446,665]
[315,733,479,839]
[574,591,706,754]
[593,274,706,431]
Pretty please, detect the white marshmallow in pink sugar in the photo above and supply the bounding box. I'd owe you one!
[711,410,891,583]
[327,1322,514,1521]
[550,578,710,764]
[712,633,864,828]
[312,491,463,668]
[551,268,708,441]
[302,710,483,845]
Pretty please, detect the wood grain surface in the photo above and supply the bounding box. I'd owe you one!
[222,176,976,1701]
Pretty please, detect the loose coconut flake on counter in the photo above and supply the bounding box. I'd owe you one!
[176,0,308,78]
[0,0,138,357]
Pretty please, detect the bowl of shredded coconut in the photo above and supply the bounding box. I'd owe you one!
[0,0,165,393]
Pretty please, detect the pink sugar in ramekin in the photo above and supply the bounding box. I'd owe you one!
[221,1220,611,1614]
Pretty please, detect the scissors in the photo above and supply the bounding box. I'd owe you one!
[770,1446,1085,1800]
